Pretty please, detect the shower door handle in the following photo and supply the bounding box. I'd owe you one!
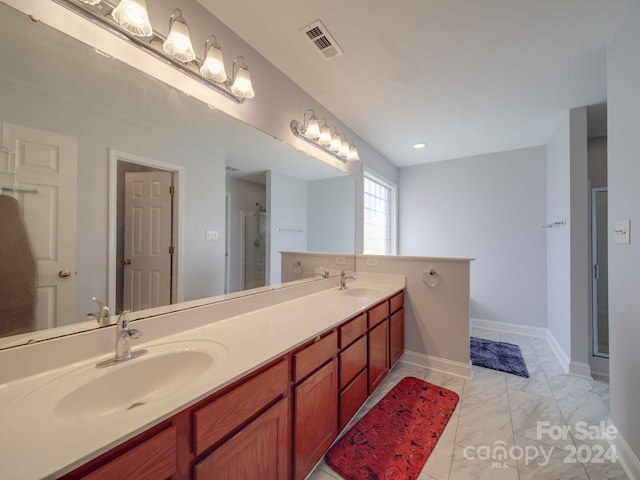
[593,264,599,279]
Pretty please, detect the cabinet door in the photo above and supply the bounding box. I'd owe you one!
[80,426,176,480]
[194,398,289,480]
[390,308,404,367]
[368,319,389,394]
[294,359,338,480]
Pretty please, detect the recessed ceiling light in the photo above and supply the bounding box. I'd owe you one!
[413,143,427,149]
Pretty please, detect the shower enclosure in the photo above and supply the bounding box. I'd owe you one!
[242,204,267,290]
[592,187,609,358]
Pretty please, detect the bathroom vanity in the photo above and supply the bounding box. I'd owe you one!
[0,274,404,480]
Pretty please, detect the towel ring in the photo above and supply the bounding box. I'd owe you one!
[423,268,440,287]
[292,260,304,274]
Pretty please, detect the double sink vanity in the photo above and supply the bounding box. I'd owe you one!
[0,273,405,479]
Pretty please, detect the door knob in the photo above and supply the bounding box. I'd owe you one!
[58,269,72,278]
[123,258,132,265]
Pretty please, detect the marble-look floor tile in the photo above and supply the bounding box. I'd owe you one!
[568,429,628,480]
[464,366,509,406]
[419,405,458,480]
[449,445,519,480]
[514,434,590,480]
[471,327,502,341]
[551,383,610,426]
[455,395,516,466]
[507,370,554,398]
[548,373,596,391]
[423,369,466,396]
[508,389,573,448]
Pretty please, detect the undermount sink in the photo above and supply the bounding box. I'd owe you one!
[10,340,227,426]
[343,287,382,298]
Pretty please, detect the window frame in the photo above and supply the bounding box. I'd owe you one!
[363,170,398,255]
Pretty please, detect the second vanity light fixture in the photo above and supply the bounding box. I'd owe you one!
[291,110,359,162]
[63,0,255,102]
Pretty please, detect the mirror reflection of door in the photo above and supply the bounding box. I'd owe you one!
[1,123,77,331]
[121,171,173,312]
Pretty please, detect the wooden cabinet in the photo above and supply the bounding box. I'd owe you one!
[293,333,338,480]
[294,359,338,480]
[62,424,177,480]
[194,399,289,480]
[62,289,405,480]
[390,308,404,367]
[368,318,390,394]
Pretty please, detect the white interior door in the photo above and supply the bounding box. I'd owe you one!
[1,122,78,329]
[123,171,173,311]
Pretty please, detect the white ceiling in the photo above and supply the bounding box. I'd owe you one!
[199,0,634,167]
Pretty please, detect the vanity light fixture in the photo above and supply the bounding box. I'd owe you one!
[200,35,227,82]
[291,110,359,162]
[163,9,196,63]
[111,0,152,37]
[54,0,255,103]
[318,124,332,146]
[230,57,255,99]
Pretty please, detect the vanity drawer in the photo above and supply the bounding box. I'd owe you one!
[294,331,338,382]
[193,359,288,455]
[390,290,404,314]
[367,300,390,328]
[339,369,368,430]
[339,313,366,348]
[82,426,176,480]
[339,335,367,389]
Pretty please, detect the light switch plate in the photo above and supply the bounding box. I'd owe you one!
[366,258,378,267]
[335,257,346,265]
[206,230,218,241]
[614,220,630,244]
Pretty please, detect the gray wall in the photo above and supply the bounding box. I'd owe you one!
[607,0,640,463]
[398,147,547,328]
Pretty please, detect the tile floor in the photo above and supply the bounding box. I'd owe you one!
[307,328,626,480]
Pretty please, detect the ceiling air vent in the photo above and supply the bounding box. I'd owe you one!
[301,20,343,60]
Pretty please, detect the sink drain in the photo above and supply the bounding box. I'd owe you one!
[127,402,146,410]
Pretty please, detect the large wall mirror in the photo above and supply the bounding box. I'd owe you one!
[0,1,355,348]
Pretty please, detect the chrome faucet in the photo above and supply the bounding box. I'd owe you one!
[115,310,143,362]
[317,266,330,279]
[87,297,111,326]
[339,270,357,290]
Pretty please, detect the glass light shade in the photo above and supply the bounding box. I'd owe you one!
[163,11,196,63]
[319,126,332,146]
[305,117,321,140]
[330,133,342,152]
[78,0,102,5]
[230,64,255,99]
[347,145,360,161]
[112,0,152,37]
[339,139,350,156]
[200,37,227,82]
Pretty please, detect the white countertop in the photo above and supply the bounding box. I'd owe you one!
[0,274,404,479]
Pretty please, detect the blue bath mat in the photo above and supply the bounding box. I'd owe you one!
[470,336,529,378]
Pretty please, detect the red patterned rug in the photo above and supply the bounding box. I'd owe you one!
[325,376,459,480]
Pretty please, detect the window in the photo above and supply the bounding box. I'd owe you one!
[363,172,397,255]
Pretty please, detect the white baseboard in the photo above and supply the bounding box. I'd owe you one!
[471,317,547,338]
[545,331,570,374]
[401,350,472,379]
[611,423,640,480]
[569,360,592,378]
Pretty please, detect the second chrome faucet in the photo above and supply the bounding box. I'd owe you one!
[96,310,146,368]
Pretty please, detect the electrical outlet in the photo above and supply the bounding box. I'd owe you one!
[335,257,346,265]
[366,258,378,267]
[206,230,218,241]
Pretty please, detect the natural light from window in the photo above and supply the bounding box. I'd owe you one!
[363,172,396,255]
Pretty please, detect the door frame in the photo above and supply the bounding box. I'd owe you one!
[591,186,609,360]
[108,149,184,312]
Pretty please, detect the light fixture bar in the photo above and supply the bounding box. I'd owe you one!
[291,119,358,163]
[51,0,249,103]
